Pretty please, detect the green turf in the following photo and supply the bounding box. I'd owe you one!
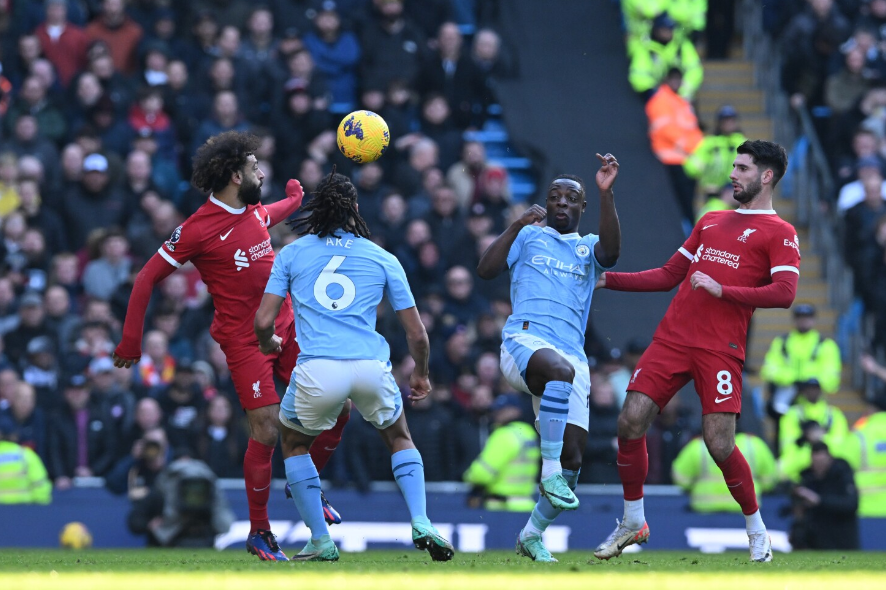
[0,550,883,590]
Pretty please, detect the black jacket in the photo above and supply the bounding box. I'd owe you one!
[794,458,859,550]
[46,399,118,479]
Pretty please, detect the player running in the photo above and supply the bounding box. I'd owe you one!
[592,140,799,563]
[254,169,454,562]
[112,131,348,561]
[477,153,622,562]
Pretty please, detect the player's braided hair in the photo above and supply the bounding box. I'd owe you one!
[191,131,262,194]
[288,166,371,239]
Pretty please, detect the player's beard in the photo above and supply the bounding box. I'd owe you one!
[733,176,762,204]
[238,178,262,206]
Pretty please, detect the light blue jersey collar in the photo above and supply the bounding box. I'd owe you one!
[542,226,581,240]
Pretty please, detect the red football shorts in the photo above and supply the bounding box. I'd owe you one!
[220,321,300,411]
[628,338,743,415]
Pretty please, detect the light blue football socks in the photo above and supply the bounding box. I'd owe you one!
[538,381,571,478]
[284,454,329,540]
[392,448,429,525]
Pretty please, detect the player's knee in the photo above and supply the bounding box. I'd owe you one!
[547,361,575,385]
[703,434,734,462]
[617,412,644,439]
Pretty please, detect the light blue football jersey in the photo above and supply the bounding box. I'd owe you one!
[503,225,612,360]
[265,232,416,363]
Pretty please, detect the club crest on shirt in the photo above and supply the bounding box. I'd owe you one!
[737,228,757,242]
[165,225,183,252]
[575,244,590,258]
[254,209,267,228]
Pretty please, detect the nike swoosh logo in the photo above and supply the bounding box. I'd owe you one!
[703,224,717,230]
[323,447,336,451]
[543,489,577,504]
[727,482,742,488]
[252,484,270,492]
[616,462,632,467]
[714,396,732,403]
[220,228,234,240]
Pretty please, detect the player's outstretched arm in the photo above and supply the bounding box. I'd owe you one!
[476,205,545,279]
[113,253,178,368]
[594,153,621,268]
[265,179,305,227]
[601,250,692,293]
[717,270,798,308]
[396,306,431,404]
[254,293,285,354]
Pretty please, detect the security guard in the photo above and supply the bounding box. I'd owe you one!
[672,431,777,512]
[684,105,748,201]
[761,303,842,443]
[0,426,51,504]
[628,13,704,101]
[843,404,886,517]
[463,394,539,511]
[779,379,849,482]
[622,0,708,45]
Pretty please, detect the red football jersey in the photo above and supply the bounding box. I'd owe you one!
[157,196,293,344]
[655,209,801,360]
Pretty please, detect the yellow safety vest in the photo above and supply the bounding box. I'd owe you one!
[0,441,51,504]
[672,433,776,513]
[761,330,842,394]
[843,413,886,517]
[463,421,540,512]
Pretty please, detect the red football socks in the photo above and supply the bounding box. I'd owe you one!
[618,435,648,501]
[715,446,759,515]
[310,410,351,472]
[244,438,275,534]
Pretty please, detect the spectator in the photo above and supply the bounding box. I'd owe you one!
[89,355,134,451]
[0,422,51,504]
[790,441,859,550]
[61,153,127,252]
[645,67,703,232]
[46,373,117,488]
[106,426,168,498]
[419,94,463,171]
[85,0,144,76]
[82,229,132,301]
[0,381,47,458]
[441,265,490,327]
[447,141,511,210]
[417,22,480,129]
[0,278,19,337]
[628,13,704,101]
[197,395,245,478]
[20,335,60,410]
[672,427,777,512]
[684,105,749,202]
[404,380,456,482]
[471,28,517,112]
[33,0,89,88]
[121,397,164,455]
[17,178,68,255]
[156,371,204,451]
[844,166,886,301]
[646,396,693,485]
[126,87,176,163]
[136,330,176,390]
[842,376,886,516]
[780,0,852,108]
[5,291,56,366]
[425,184,467,261]
[463,393,538,511]
[779,378,849,482]
[761,303,842,438]
[837,155,886,213]
[583,375,621,484]
[191,91,250,155]
[43,286,78,357]
[359,0,426,91]
[826,46,874,147]
[303,3,361,108]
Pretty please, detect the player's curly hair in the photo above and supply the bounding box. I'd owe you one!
[191,131,262,194]
[288,166,371,239]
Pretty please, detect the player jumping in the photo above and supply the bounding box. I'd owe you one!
[477,153,621,562]
[113,131,349,561]
[592,140,799,563]
[254,169,454,562]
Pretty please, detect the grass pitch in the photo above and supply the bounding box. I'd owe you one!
[0,549,884,590]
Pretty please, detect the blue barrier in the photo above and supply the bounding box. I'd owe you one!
[2,486,883,551]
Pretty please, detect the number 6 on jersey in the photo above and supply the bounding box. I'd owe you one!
[315,256,356,311]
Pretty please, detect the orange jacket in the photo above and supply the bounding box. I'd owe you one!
[645,85,703,165]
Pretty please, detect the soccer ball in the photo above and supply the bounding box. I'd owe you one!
[59,522,93,549]
[336,110,390,164]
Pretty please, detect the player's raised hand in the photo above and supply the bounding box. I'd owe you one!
[518,204,546,227]
[285,179,304,210]
[258,334,283,355]
[111,351,139,369]
[595,153,619,192]
[690,271,723,298]
[408,372,432,404]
